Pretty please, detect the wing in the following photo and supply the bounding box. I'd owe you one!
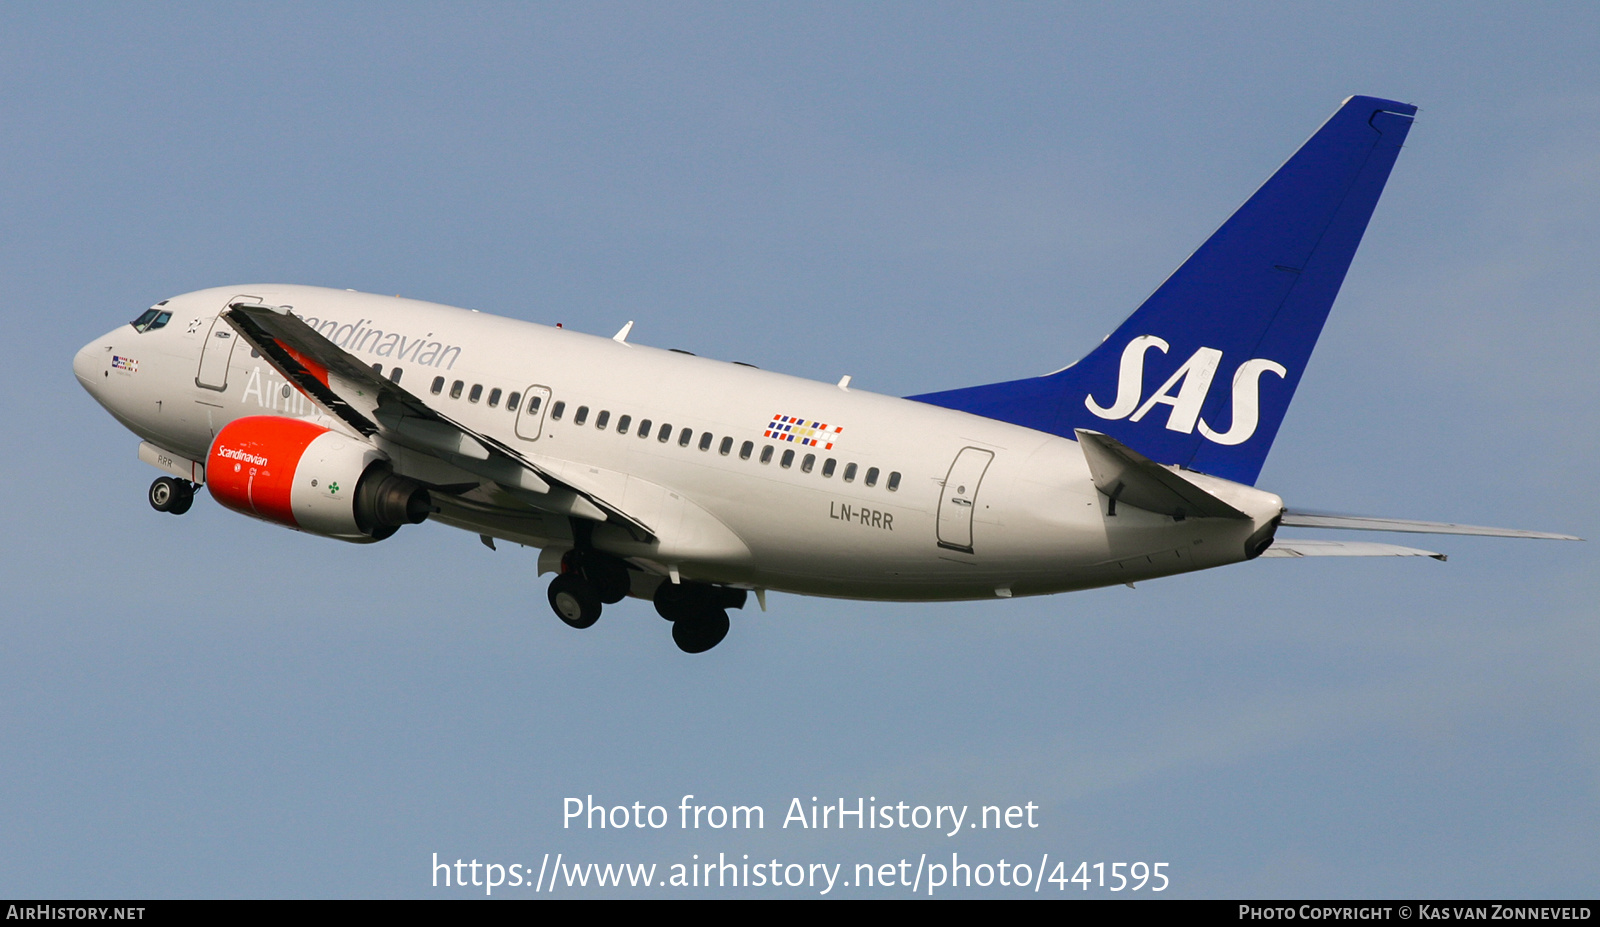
[222,301,655,540]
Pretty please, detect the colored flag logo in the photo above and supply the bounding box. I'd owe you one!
[112,355,138,372]
[764,414,843,450]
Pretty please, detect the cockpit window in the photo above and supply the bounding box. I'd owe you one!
[130,309,172,333]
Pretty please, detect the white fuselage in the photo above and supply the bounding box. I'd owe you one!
[75,285,1284,601]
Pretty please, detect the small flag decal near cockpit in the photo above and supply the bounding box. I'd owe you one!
[765,414,843,449]
[111,355,138,372]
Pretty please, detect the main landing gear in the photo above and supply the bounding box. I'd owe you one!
[542,550,746,654]
[654,582,745,654]
[148,477,196,515]
[545,549,630,630]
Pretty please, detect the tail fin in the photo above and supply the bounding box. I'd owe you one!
[910,95,1417,485]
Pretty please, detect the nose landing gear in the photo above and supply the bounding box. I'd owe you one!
[148,477,196,515]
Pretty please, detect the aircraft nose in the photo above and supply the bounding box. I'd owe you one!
[74,335,110,396]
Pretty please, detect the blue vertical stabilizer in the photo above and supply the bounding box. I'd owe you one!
[909,96,1416,485]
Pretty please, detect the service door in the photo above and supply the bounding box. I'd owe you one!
[936,447,994,553]
[514,385,553,440]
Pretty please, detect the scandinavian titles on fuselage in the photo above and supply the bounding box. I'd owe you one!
[298,315,461,370]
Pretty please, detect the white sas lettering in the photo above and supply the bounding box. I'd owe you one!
[1085,334,1168,419]
[1197,357,1287,446]
[1129,345,1223,434]
[1085,336,1286,446]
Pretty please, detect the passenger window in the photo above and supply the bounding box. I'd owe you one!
[639,419,652,437]
[822,458,836,478]
[574,405,589,425]
[450,380,464,399]
[596,410,610,429]
[740,441,754,460]
[698,432,713,451]
[780,449,795,469]
[372,363,383,375]
[760,445,774,464]
[658,424,672,442]
[528,395,542,412]
[551,400,565,420]
[887,471,901,492]
[679,427,693,447]
[488,387,502,407]
[719,437,733,456]
[250,348,260,358]
[431,376,445,395]
[801,453,815,473]
[507,391,521,412]
[390,367,403,384]
[865,467,880,487]
[469,384,483,403]
[843,463,858,482]
[617,414,632,433]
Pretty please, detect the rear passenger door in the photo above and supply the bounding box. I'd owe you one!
[936,447,994,553]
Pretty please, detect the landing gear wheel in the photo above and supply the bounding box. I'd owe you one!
[548,573,602,629]
[671,608,730,654]
[562,550,631,605]
[149,477,192,514]
[168,482,195,515]
[586,557,631,605]
[653,580,702,622]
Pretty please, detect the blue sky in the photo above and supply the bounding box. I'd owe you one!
[2,3,1596,897]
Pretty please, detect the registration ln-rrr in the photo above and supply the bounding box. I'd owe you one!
[74,96,1576,652]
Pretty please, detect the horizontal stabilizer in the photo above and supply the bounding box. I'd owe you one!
[1260,538,1445,560]
[1280,510,1579,540]
[1075,429,1248,520]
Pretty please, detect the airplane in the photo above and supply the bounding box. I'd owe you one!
[73,95,1577,653]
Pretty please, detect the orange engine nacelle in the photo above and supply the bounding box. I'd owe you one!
[206,416,431,543]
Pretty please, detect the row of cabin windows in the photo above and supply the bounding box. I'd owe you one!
[363,369,901,491]
[546,399,901,491]
[283,362,534,415]
[390,372,530,413]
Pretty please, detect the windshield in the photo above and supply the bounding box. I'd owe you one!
[129,309,172,333]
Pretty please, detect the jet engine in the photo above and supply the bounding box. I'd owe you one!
[206,416,431,542]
